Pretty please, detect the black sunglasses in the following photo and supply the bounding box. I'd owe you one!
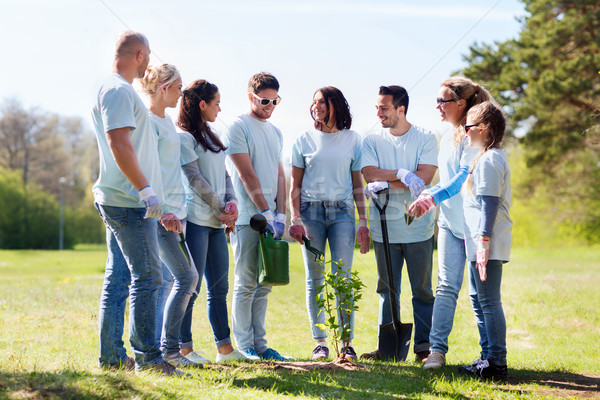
[464,124,479,132]
[436,98,456,106]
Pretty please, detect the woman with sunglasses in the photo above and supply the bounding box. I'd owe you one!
[177,80,247,363]
[140,64,201,368]
[408,77,492,370]
[459,102,511,381]
[288,86,370,361]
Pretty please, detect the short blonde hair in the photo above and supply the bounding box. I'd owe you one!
[140,64,180,95]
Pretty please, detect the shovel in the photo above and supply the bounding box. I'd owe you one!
[374,188,412,361]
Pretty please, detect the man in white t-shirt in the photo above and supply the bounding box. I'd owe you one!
[91,31,182,376]
[224,72,290,361]
[361,85,438,362]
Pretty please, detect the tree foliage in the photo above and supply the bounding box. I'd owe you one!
[460,0,600,242]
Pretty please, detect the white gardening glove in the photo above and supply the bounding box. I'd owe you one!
[139,186,162,219]
[365,181,389,199]
[273,212,286,240]
[289,216,306,245]
[408,191,436,218]
[476,237,490,281]
[261,209,275,234]
[396,168,426,198]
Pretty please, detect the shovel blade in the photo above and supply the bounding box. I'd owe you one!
[378,322,412,361]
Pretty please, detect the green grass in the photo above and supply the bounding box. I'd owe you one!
[0,243,599,399]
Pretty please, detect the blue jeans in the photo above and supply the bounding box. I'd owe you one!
[157,223,199,356]
[96,204,162,367]
[469,260,507,366]
[300,201,356,341]
[230,224,273,353]
[154,262,173,344]
[181,222,232,349]
[429,226,467,354]
[373,236,434,354]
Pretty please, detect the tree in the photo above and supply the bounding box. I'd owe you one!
[459,0,600,242]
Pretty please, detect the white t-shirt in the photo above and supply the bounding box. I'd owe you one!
[361,125,438,243]
[151,113,186,220]
[179,130,228,229]
[224,114,283,225]
[463,149,512,262]
[91,73,163,208]
[291,128,362,206]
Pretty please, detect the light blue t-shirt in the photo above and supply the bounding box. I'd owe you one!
[224,114,283,225]
[361,125,438,243]
[179,130,228,229]
[91,74,163,208]
[151,113,186,220]
[463,149,512,262]
[291,128,362,206]
[436,132,479,239]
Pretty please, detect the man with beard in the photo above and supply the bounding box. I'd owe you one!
[360,85,438,363]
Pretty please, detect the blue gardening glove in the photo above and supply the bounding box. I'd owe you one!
[365,181,389,199]
[396,168,426,198]
[273,212,286,240]
[139,186,162,219]
[261,209,275,234]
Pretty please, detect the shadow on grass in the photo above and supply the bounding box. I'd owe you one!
[0,370,151,400]
[505,368,600,394]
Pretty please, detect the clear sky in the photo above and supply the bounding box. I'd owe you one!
[1,0,526,160]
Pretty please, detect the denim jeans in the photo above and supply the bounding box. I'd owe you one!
[154,262,173,344]
[230,224,273,353]
[96,204,163,367]
[429,226,467,354]
[469,260,507,366]
[300,201,356,341]
[181,222,232,349]
[156,223,199,356]
[373,236,434,354]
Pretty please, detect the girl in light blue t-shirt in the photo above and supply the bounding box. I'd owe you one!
[289,86,370,361]
[460,102,512,381]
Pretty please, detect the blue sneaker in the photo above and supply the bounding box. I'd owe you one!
[241,348,260,361]
[259,348,292,361]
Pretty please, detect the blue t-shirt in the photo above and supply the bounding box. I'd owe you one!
[224,114,283,225]
[463,149,512,262]
[291,128,362,207]
[151,113,186,220]
[179,130,229,229]
[361,125,438,243]
[91,74,162,208]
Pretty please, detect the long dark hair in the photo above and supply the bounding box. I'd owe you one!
[177,79,226,153]
[311,86,352,131]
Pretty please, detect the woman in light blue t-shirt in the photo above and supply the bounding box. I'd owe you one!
[289,86,370,361]
[140,64,201,368]
[459,102,511,381]
[177,80,248,363]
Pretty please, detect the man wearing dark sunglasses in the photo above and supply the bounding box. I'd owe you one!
[224,72,290,362]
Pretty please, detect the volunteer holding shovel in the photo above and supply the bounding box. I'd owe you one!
[177,80,246,363]
[288,86,370,361]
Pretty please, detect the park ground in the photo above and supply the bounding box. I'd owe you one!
[0,243,599,399]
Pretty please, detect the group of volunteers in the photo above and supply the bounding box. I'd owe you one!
[91,30,512,381]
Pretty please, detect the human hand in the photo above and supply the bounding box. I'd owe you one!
[396,169,425,198]
[273,212,286,240]
[139,186,162,219]
[160,212,183,233]
[261,209,275,233]
[288,224,306,245]
[356,220,370,254]
[365,181,389,199]
[219,202,238,228]
[476,237,490,281]
[408,192,435,217]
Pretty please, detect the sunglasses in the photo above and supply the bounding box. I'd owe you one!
[251,93,282,106]
[464,123,479,132]
[436,98,456,106]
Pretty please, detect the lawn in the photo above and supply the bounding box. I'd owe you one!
[0,243,598,399]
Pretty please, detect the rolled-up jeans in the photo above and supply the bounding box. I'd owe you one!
[373,236,435,354]
[95,204,163,367]
[300,200,356,341]
[429,226,467,355]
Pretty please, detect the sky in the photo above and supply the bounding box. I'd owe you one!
[0,0,526,161]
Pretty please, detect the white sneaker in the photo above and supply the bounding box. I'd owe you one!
[183,350,212,364]
[164,353,203,368]
[423,351,446,370]
[216,349,248,363]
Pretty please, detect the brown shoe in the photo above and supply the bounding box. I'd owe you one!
[415,351,430,363]
[100,356,135,371]
[360,349,380,360]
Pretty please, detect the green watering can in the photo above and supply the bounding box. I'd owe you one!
[250,214,289,286]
